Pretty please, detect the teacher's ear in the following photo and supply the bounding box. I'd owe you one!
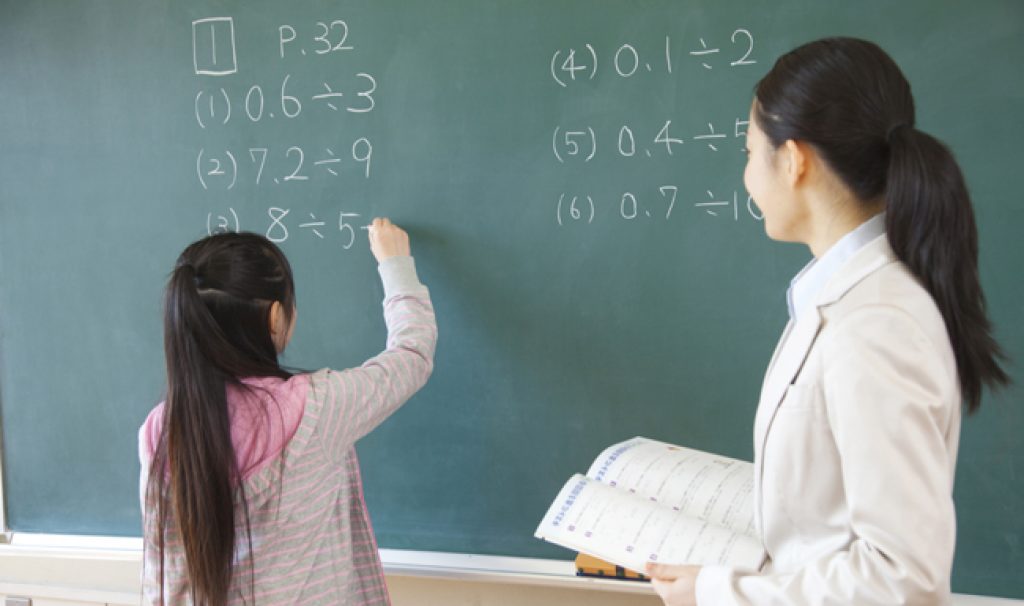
[781,138,810,188]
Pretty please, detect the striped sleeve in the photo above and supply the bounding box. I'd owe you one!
[319,256,437,461]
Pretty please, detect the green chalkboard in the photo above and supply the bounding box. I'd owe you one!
[1,0,1021,598]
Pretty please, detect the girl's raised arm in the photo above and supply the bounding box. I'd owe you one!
[314,220,438,460]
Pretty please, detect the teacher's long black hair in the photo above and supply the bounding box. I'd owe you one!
[752,37,1008,412]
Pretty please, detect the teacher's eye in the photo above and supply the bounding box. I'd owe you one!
[742,147,751,156]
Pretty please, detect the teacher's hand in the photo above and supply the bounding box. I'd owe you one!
[647,563,700,606]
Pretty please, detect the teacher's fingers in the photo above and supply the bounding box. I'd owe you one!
[651,577,672,598]
[648,567,700,606]
[646,562,691,580]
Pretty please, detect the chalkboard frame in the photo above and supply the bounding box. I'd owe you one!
[0,1,1019,597]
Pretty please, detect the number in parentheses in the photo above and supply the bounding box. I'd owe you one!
[206,208,239,235]
[569,196,582,221]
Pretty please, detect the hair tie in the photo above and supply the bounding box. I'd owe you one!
[177,263,205,288]
[886,122,912,143]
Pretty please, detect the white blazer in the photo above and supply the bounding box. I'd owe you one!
[696,234,962,605]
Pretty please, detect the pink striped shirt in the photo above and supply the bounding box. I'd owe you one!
[138,256,436,605]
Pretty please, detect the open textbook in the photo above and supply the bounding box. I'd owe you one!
[535,437,765,574]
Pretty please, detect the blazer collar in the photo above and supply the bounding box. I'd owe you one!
[815,234,896,308]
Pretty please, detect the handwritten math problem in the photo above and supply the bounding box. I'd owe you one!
[196,141,372,191]
[206,206,367,249]
[192,16,375,246]
[551,120,749,163]
[555,189,761,226]
[549,31,757,88]
[549,26,763,230]
[191,16,764,246]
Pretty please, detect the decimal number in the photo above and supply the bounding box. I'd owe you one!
[194,74,377,129]
[555,187,678,226]
[195,140,373,191]
[279,21,355,58]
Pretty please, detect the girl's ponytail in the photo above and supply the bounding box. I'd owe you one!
[148,233,295,605]
[885,126,1009,412]
[156,263,238,605]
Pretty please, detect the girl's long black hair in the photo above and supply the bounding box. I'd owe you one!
[753,37,1008,413]
[147,232,295,604]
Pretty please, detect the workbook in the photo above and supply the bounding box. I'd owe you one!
[535,437,766,574]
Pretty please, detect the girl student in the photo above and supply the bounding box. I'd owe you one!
[138,218,437,605]
[646,38,1009,605]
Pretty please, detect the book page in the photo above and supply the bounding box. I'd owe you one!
[586,437,756,538]
[535,474,765,574]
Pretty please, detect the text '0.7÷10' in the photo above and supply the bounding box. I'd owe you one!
[555,189,764,226]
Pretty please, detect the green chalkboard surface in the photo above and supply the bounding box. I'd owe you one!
[1,0,1022,598]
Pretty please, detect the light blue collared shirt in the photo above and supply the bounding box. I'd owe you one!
[786,213,887,322]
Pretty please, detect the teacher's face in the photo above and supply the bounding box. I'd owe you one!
[743,105,807,243]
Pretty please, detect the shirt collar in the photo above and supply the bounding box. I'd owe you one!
[786,213,887,321]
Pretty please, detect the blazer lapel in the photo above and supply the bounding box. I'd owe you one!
[753,312,822,462]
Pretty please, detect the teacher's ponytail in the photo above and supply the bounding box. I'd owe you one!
[885,126,1008,412]
[754,37,1009,413]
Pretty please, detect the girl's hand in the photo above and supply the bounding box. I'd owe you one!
[368,217,410,262]
[647,563,700,606]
